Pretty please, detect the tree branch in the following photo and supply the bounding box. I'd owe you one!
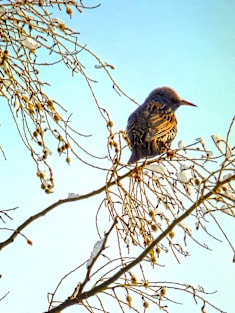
[0,169,133,251]
[45,174,235,313]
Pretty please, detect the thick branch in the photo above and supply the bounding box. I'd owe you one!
[45,174,235,313]
[0,169,133,251]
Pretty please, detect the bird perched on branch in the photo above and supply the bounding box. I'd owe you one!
[126,87,197,164]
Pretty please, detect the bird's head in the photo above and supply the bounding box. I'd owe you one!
[148,87,197,112]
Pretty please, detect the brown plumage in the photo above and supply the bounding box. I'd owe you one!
[126,87,197,163]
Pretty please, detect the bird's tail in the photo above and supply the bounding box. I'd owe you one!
[128,149,141,164]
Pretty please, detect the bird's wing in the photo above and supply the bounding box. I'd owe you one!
[145,113,177,142]
[126,111,137,133]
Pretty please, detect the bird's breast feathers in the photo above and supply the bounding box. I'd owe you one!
[145,110,177,143]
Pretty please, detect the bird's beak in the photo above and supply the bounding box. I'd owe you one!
[181,99,197,107]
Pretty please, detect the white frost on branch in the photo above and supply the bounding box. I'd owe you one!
[179,222,192,236]
[177,164,195,197]
[86,238,105,268]
[180,164,192,171]
[200,206,208,214]
[177,167,192,184]
[223,173,233,180]
[211,134,229,155]
[211,134,233,158]
[94,62,115,70]
[220,205,235,217]
[14,99,20,110]
[197,285,204,292]
[178,140,185,150]
[195,137,206,145]
[0,79,11,96]
[145,164,166,175]
[211,134,223,146]
[20,35,41,50]
[67,193,79,198]
[202,151,213,160]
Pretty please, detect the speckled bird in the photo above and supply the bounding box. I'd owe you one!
[126,87,197,163]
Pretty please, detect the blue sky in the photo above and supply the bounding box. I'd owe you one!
[1,1,235,312]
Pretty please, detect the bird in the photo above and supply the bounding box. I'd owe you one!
[126,87,197,164]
